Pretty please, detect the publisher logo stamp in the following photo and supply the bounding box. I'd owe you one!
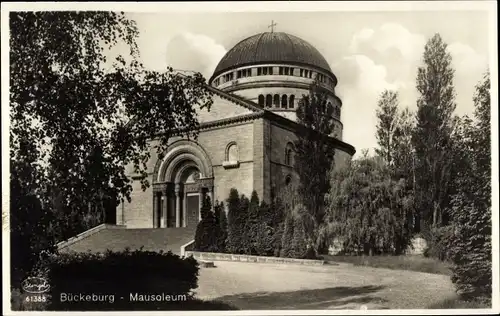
[21,277,50,294]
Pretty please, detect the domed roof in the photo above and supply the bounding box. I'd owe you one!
[210,32,333,81]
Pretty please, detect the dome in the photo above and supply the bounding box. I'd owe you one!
[209,32,333,82]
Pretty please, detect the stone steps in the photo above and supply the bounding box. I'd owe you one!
[59,226,196,255]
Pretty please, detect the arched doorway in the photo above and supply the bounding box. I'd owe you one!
[152,141,214,228]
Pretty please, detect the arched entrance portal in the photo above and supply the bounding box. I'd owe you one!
[152,141,214,228]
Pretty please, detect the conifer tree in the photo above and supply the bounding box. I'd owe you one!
[294,81,337,252]
[245,191,260,254]
[375,90,400,166]
[225,189,242,254]
[412,33,458,229]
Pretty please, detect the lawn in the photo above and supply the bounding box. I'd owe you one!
[321,254,452,276]
[427,297,492,309]
[195,260,457,309]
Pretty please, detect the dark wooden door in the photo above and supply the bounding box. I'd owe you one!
[185,195,200,227]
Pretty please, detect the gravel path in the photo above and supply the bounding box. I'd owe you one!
[194,261,456,310]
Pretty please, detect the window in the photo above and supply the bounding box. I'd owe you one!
[268,67,273,75]
[266,94,272,108]
[223,142,240,169]
[237,70,242,79]
[273,94,280,107]
[284,68,289,75]
[263,67,268,75]
[309,71,312,78]
[285,175,292,186]
[281,95,288,109]
[257,68,262,76]
[300,69,304,77]
[258,95,265,107]
[304,70,309,78]
[285,142,295,166]
[289,95,295,108]
[226,142,239,162]
[290,68,294,76]
[279,67,284,75]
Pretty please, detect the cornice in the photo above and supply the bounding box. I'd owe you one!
[262,110,356,156]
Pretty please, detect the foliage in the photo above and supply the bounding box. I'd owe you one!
[392,107,415,180]
[225,189,247,254]
[194,197,225,253]
[9,175,57,288]
[270,198,286,257]
[412,33,458,229]
[244,191,261,254]
[280,214,295,258]
[289,205,312,259]
[294,81,337,252]
[223,190,281,257]
[422,226,454,261]
[447,72,491,300]
[251,201,276,256]
[214,201,228,252]
[324,155,415,255]
[375,90,400,166]
[37,249,199,310]
[9,11,212,286]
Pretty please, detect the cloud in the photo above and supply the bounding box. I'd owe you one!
[335,22,488,157]
[335,54,399,157]
[448,42,489,114]
[165,32,227,79]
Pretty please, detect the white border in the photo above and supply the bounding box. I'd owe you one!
[1,1,498,315]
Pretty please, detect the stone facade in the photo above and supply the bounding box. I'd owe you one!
[116,31,356,230]
[117,94,355,229]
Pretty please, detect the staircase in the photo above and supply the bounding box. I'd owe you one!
[57,225,196,256]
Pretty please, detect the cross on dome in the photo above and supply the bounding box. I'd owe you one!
[268,20,277,33]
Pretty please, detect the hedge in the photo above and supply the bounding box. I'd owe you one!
[38,249,199,311]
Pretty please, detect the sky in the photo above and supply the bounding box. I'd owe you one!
[124,8,493,157]
[6,2,489,159]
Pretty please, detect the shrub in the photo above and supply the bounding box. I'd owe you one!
[40,249,199,311]
[226,189,250,254]
[194,214,224,253]
[422,226,454,261]
[10,177,57,288]
[244,191,261,255]
[214,201,228,252]
[280,214,295,258]
[448,204,492,300]
[289,216,309,259]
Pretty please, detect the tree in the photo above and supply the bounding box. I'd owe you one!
[9,12,212,284]
[392,108,416,180]
[225,189,250,254]
[280,214,295,258]
[294,81,337,253]
[448,72,491,300]
[375,90,400,166]
[412,33,457,229]
[253,201,275,256]
[324,154,415,255]
[245,191,261,255]
[214,201,228,252]
[194,196,223,252]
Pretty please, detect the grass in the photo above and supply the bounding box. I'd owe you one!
[321,254,452,276]
[428,297,491,309]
